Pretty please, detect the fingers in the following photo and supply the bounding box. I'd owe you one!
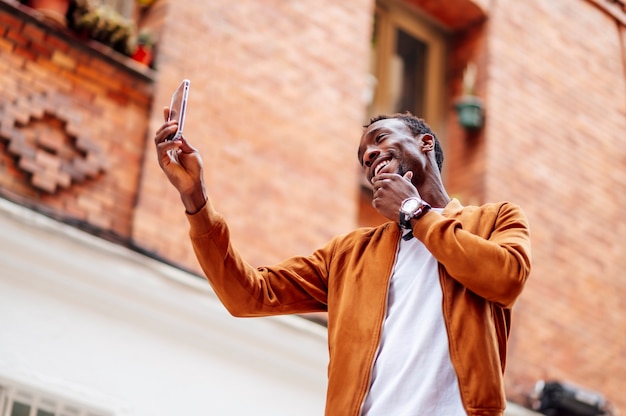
[178,136,199,153]
[154,122,181,167]
[155,107,175,144]
[371,173,419,215]
[154,121,178,145]
[154,111,198,168]
[372,174,396,192]
[373,172,414,191]
[371,176,387,197]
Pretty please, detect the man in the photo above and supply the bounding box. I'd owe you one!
[154,110,531,416]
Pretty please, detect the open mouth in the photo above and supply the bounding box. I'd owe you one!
[373,159,391,177]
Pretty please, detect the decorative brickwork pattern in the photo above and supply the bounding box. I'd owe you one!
[0,2,154,239]
[0,89,107,193]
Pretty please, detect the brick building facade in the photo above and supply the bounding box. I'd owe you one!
[1,0,625,413]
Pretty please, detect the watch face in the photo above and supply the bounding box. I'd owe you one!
[401,198,420,214]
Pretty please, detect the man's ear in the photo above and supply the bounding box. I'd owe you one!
[420,133,435,152]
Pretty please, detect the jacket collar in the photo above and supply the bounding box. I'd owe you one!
[442,198,464,217]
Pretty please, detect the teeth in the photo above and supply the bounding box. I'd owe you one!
[374,160,389,176]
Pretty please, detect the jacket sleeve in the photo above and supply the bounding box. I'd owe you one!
[412,201,531,308]
[186,199,329,317]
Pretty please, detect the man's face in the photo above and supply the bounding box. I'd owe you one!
[357,118,427,185]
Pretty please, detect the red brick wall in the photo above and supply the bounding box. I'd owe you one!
[485,0,626,411]
[0,2,153,238]
[445,21,489,206]
[132,0,374,268]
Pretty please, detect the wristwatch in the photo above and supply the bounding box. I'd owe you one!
[399,197,431,229]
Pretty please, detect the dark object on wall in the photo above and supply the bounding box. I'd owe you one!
[454,63,484,130]
[454,95,484,129]
[532,380,609,416]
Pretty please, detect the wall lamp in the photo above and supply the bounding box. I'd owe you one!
[454,63,484,130]
[455,95,484,129]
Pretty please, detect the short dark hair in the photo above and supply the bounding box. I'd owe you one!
[365,112,444,172]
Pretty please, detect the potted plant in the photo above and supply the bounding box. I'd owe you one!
[454,63,485,130]
[131,28,155,66]
[69,0,135,55]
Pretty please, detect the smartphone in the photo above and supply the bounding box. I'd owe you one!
[167,79,190,140]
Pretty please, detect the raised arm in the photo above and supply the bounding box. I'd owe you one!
[154,108,329,316]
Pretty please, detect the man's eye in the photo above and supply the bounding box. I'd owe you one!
[375,134,386,143]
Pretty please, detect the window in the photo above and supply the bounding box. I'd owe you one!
[366,1,446,127]
[0,384,111,416]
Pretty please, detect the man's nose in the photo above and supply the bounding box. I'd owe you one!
[363,148,380,168]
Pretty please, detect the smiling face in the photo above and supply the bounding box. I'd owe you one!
[357,118,433,185]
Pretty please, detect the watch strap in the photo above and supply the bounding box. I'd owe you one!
[399,199,431,229]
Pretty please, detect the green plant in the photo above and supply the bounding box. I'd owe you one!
[129,27,155,66]
[134,28,155,48]
[69,0,135,55]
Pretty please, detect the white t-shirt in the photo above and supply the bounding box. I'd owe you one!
[361,222,466,415]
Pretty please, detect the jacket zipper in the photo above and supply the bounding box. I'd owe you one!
[357,233,401,415]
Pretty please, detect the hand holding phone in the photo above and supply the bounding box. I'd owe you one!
[167,79,190,140]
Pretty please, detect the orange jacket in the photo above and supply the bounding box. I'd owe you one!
[187,198,531,416]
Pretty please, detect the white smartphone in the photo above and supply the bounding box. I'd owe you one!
[167,79,190,140]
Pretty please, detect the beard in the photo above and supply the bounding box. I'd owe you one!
[396,160,410,177]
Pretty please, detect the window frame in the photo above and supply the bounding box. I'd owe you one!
[368,0,447,133]
[0,382,112,416]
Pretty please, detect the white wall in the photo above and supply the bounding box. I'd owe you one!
[0,198,328,416]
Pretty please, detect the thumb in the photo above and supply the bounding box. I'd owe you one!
[403,171,413,182]
[178,136,198,153]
